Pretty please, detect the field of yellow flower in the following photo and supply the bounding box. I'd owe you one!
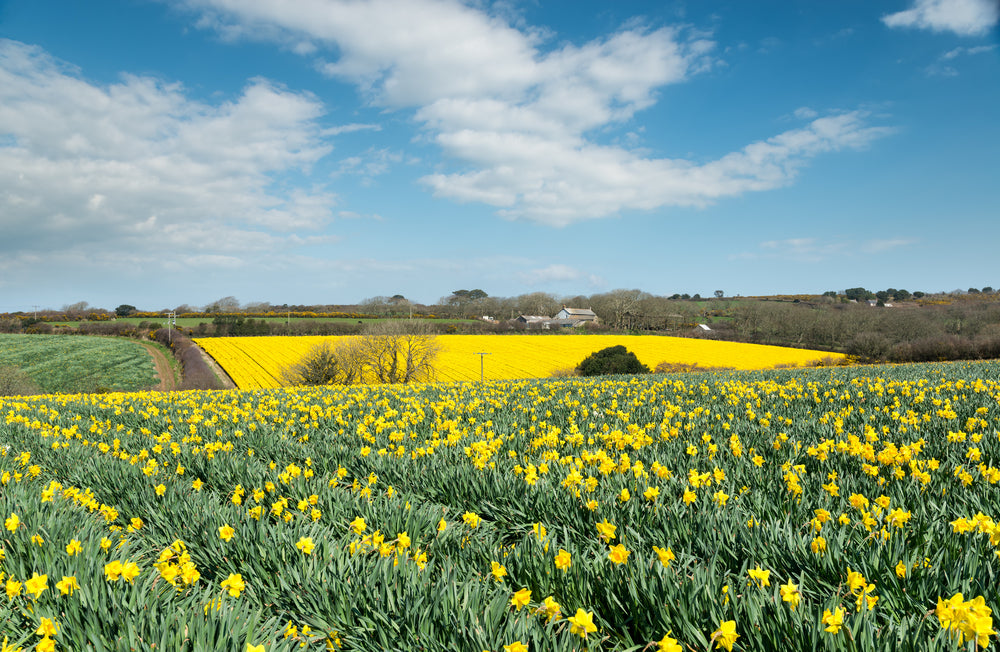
[196,334,846,389]
[1,361,998,650]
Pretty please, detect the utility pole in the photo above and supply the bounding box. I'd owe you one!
[474,352,491,382]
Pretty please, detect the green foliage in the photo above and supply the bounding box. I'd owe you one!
[0,334,158,393]
[212,315,271,336]
[576,345,650,376]
[844,287,874,302]
[0,365,40,396]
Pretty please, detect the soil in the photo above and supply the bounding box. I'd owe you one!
[140,342,177,391]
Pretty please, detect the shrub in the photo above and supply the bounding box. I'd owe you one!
[0,319,23,334]
[577,345,650,377]
[25,322,53,334]
[654,361,734,374]
[151,329,223,390]
[282,341,363,386]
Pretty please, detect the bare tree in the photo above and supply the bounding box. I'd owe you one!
[283,320,439,386]
[591,289,648,329]
[515,292,559,317]
[282,340,364,386]
[63,300,89,312]
[204,296,240,313]
[62,301,90,319]
[360,296,393,317]
[356,320,440,384]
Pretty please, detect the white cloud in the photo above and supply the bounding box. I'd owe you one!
[324,122,382,136]
[735,236,915,262]
[517,264,607,288]
[424,111,893,226]
[925,62,960,76]
[520,264,577,284]
[745,238,848,263]
[177,0,890,226]
[942,44,998,59]
[337,210,383,221]
[927,43,996,75]
[334,147,403,179]
[882,0,999,36]
[0,39,337,264]
[861,238,917,253]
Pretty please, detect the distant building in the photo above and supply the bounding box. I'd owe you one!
[514,308,597,330]
[545,318,583,329]
[553,307,597,323]
[516,315,550,329]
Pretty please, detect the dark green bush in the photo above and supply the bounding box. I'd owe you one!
[576,345,650,376]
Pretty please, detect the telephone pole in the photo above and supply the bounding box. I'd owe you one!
[474,352,491,382]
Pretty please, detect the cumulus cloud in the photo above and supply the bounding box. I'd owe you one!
[0,39,337,265]
[882,0,999,36]
[177,0,889,226]
[424,111,893,225]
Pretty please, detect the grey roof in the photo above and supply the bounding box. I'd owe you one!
[560,308,596,317]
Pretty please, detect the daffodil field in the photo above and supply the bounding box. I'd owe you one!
[2,361,999,651]
[195,334,846,389]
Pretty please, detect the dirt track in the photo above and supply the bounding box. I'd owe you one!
[140,342,177,391]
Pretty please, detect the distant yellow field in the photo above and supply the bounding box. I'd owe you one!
[196,334,845,389]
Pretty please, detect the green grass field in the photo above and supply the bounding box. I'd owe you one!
[0,334,158,394]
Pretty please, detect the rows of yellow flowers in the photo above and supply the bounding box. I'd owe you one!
[196,334,846,389]
[0,360,997,650]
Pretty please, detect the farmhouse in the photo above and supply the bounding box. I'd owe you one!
[515,308,598,330]
[553,307,598,323]
[515,315,550,329]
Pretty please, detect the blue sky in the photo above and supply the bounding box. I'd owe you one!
[1,0,997,311]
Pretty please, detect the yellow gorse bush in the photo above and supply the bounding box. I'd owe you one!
[0,360,997,650]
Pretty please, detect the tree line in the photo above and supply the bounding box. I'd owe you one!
[4,285,1000,365]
